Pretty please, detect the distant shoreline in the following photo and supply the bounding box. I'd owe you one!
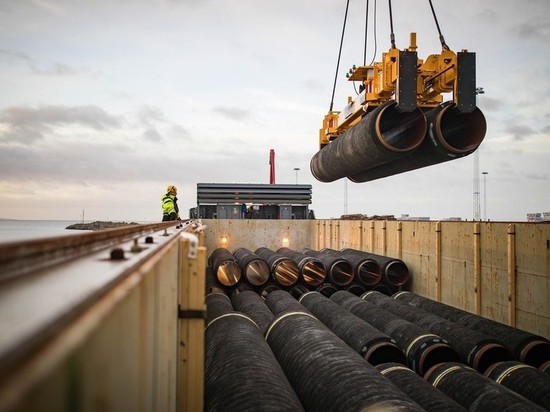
[66,221,139,230]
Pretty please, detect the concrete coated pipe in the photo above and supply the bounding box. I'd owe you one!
[340,248,409,286]
[254,247,300,287]
[232,247,270,286]
[231,290,274,335]
[264,307,425,410]
[376,362,467,412]
[299,291,406,366]
[363,291,514,373]
[277,247,326,286]
[321,248,381,286]
[310,100,427,182]
[298,248,354,286]
[394,291,550,368]
[331,290,460,375]
[349,101,487,182]
[484,360,550,410]
[425,362,546,412]
[205,310,304,411]
[208,247,241,287]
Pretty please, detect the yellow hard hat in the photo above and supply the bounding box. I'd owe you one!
[166,185,177,194]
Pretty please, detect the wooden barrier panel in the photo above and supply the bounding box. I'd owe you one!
[308,219,549,339]
[0,226,206,412]
[177,237,206,412]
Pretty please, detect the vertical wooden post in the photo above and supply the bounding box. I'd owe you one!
[178,237,206,412]
[315,221,319,250]
[382,221,387,256]
[507,224,516,327]
[335,221,340,250]
[359,221,364,250]
[369,220,374,253]
[473,222,481,315]
[435,221,442,302]
[325,219,333,249]
[396,222,402,260]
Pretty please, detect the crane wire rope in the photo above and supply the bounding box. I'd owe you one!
[388,0,396,49]
[428,0,450,50]
[329,0,351,111]
[368,0,378,65]
[363,0,370,65]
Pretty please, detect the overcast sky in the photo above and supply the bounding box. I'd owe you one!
[0,0,549,222]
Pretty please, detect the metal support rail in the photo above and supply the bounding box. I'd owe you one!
[0,221,181,283]
[0,221,205,412]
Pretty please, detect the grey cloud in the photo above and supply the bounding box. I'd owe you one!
[0,105,123,143]
[541,124,550,134]
[0,48,80,76]
[515,18,550,42]
[524,172,548,181]
[143,127,163,142]
[137,105,167,127]
[168,124,191,140]
[504,123,536,140]
[213,106,251,121]
[478,96,504,112]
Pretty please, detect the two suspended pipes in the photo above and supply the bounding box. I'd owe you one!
[205,248,550,411]
[310,100,487,183]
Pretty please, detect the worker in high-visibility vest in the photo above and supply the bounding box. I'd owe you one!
[161,185,180,221]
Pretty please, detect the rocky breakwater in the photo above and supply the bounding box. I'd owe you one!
[66,221,139,231]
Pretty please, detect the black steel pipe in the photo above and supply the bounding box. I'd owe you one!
[394,291,550,367]
[265,290,314,317]
[425,362,547,412]
[232,247,270,286]
[376,362,467,412]
[298,248,354,286]
[371,282,396,296]
[316,282,339,297]
[205,292,233,324]
[363,291,514,373]
[208,247,241,287]
[341,248,409,286]
[229,282,254,299]
[231,290,275,335]
[205,266,226,295]
[345,282,367,296]
[331,290,460,375]
[205,311,304,412]
[299,291,406,366]
[254,247,300,287]
[310,100,427,182]
[257,282,281,299]
[277,247,326,286]
[349,102,487,182]
[484,360,550,410]
[320,248,382,286]
[265,310,425,411]
[289,283,312,299]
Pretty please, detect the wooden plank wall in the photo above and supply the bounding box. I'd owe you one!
[314,219,550,339]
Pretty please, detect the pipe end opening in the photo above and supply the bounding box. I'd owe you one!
[418,342,461,376]
[274,260,300,286]
[245,260,270,286]
[302,260,326,286]
[330,260,354,286]
[366,342,407,366]
[520,340,550,368]
[384,261,410,286]
[217,261,241,286]
[358,260,382,286]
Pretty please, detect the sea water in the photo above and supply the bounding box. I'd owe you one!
[0,220,89,243]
